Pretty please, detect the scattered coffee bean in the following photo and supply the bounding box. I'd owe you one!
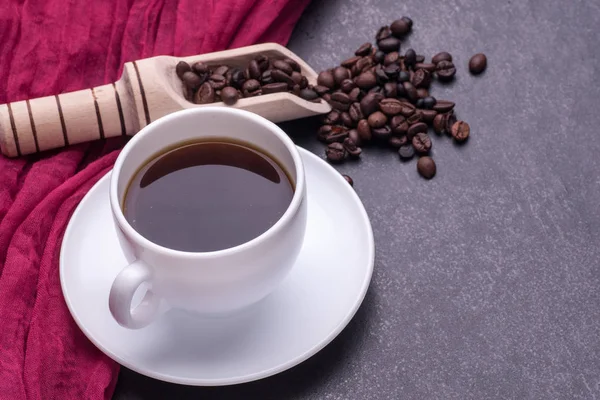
[357,119,372,143]
[342,174,354,186]
[423,96,437,109]
[436,61,456,81]
[469,53,487,74]
[432,100,455,113]
[220,86,239,105]
[432,52,453,65]
[451,120,470,142]
[398,144,415,161]
[343,137,362,157]
[412,132,432,154]
[308,16,481,178]
[326,142,347,163]
[378,37,401,53]
[417,156,436,179]
[368,111,388,128]
[390,18,412,37]
[355,42,373,56]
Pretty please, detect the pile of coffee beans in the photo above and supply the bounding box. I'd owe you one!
[175,56,321,105]
[313,17,484,180]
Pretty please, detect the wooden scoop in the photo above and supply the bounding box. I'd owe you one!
[0,43,331,157]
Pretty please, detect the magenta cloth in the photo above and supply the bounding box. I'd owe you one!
[0,1,311,398]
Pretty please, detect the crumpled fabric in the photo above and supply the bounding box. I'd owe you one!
[0,1,311,398]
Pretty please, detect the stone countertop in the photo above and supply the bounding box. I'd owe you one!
[114,0,600,398]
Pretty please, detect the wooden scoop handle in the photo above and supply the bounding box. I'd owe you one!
[0,80,137,157]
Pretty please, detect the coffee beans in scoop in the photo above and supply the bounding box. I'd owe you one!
[312,17,485,179]
[176,56,321,106]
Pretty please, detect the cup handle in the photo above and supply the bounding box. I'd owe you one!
[109,260,161,329]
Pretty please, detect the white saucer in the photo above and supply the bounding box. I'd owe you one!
[60,147,374,386]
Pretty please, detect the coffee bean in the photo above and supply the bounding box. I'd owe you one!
[406,111,423,127]
[255,55,270,72]
[242,79,261,97]
[317,125,333,142]
[314,85,330,96]
[182,71,203,89]
[404,48,417,68]
[348,129,361,146]
[432,100,455,113]
[411,69,431,88]
[290,71,303,86]
[403,81,418,103]
[230,68,246,88]
[272,60,293,76]
[339,112,352,127]
[433,113,447,134]
[349,102,364,121]
[368,111,387,128]
[322,93,332,102]
[355,57,373,73]
[372,125,392,141]
[329,91,352,111]
[317,71,335,89]
[384,82,397,98]
[375,66,389,84]
[323,110,341,125]
[340,79,356,93]
[436,61,456,81]
[343,137,362,157]
[369,86,384,95]
[220,86,239,105]
[384,51,400,66]
[432,52,452,65]
[355,42,373,56]
[326,125,349,143]
[398,70,410,83]
[412,132,432,154]
[376,26,392,42]
[373,50,385,65]
[213,65,229,76]
[384,64,401,80]
[357,119,372,143]
[421,109,438,124]
[298,87,319,100]
[284,58,301,72]
[326,142,347,163]
[248,60,262,79]
[444,112,458,136]
[401,16,413,29]
[333,66,350,85]
[390,115,409,135]
[469,53,487,74]
[195,82,215,104]
[341,56,361,69]
[390,18,412,37]
[451,120,470,141]
[423,96,437,109]
[414,63,436,73]
[398,144,415,161]
[360,92,383,116]
[379,98,403,116]
[355,71,377,89]
[348,87,362,102]
[415,98,425,109]
[176,61,191,79]
[271,69,294,86]
[260,69,274,85]
[398,101,416,117]
[342,174,354,186]
[209,74,227,90]
[389,136,406,148]
[417,156,436,179]
[191,62,209,75]
[416,55,425,63]
[408,121,428,137]
[378,37,401,53]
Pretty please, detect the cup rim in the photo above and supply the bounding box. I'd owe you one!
[109,107,305,259]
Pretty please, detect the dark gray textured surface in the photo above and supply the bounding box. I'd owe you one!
[114,1,600,398]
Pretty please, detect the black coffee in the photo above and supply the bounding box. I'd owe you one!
[123,140,294,252]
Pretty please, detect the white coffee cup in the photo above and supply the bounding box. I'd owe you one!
[108,107,307,329]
